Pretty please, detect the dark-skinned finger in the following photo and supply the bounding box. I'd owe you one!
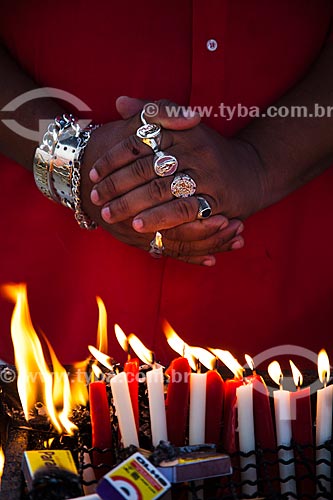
[116,96,201,130]
[90,129,175,183]
[164,216,243,242]
[163,227,245,258]
[101,178,194,224]
[91,143,180,206]
[174,235,245,265]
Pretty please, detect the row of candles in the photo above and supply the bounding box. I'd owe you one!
[2,284,333,499]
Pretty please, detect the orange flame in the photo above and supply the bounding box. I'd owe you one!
[245,354,255,371]
[127,334,153,365]
[268,360,283,387]
[318,349,330,385]
[210,348,244,379]
[289,360,303,388]
[114,323,129,353]
[88,345,114,371]
[0,446,4,486]
[1,283,77,434]
[162,320,197,370]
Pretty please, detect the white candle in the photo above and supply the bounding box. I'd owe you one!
[236,383,257,497]
[146,366,168,447]
[189,372,207,445]
[110,372,139,448]
[316,384,333,496]
[273,389,296,496]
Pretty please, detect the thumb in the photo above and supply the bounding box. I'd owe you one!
[116,96,201,130]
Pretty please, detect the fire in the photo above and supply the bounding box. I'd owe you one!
[268,360,283,387]
[88,345,114,371]
[1,283,81,434]
[318,349,330,385]
[245,354,255,371]
[70,359,89,407]
[189,346,216,371]
[162,320,197,370]
[96,296,108,353]
[0,446,4,486]
[114,323,129,353]
[210,348,244,379]
[127,334,154,365]
[289,359,303,388]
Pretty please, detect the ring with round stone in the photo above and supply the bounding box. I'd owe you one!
[153,151,178,177]
[196,196,212,219]
[170,173,197,198]
[136,123,161,153]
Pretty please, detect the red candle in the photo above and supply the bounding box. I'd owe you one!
[124,358,140,430]
[223,377,243,453]
[165,357,191,446]
[205,370,224,444]
[246,373,275,449]
[89,381,113,479]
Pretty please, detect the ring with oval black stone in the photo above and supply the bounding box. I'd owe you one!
[170,173,197,198]
[196,196,212,219]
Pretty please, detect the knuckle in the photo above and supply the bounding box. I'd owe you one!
[174,199,195,223]
[132,157,152,181]
[113,195,130,216]
[101,175,117,198]
[122,134,143,154]
[147,178,169,202]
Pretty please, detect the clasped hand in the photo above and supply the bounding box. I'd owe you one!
[81,97,266,266]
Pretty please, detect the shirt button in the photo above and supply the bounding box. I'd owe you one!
[206,39,218,52]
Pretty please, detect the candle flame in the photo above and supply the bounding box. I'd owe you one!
[70,359,89,406]
[245,354,255,371]
[128,333,154,365]
[163,320,189,356]
[96,296,108,353]
[289,359,303,388]
[88,345,114,371]
[318,349,330,385]
[190,347,216,371]
[114,323,128,353]
[268,360,283,387]
[0,446,4,486]
[92,363,103,380]
[210,348,244,379]
[1,283,77,434]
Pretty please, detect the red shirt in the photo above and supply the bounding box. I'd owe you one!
[0,0,332,370]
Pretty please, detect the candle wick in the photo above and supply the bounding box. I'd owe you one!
[279,373,283,390]
[324,371,328,388]
[214,357,219,371]
[151,351,156,368]
[127,341,131,361]
[196,358,201,374]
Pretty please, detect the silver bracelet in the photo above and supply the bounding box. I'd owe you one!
[33,114,98,230]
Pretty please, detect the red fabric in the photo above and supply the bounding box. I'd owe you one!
[0,1,332,369]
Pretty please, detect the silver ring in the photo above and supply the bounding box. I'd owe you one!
[197,196,212,219]
[154,151,178,177]
[136,123,161,153]
[170,174,196,198]
[149,231,164,258]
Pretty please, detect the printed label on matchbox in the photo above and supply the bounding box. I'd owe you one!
[97,452,170,500]
[23,450,77,489]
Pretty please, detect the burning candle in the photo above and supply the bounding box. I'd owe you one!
[211,349,244,453]
[289,359,314,498]
[245,355,275,450]
[236,381,257,497]
[316,349,333,497]
[114,324,139,430]
[110,371,139,448]
[189,363,207,445]
[205,366,224,445]
[146,366,168,447]
[128,333,168,448]
[268,361,296,497]
[89,380,113,478]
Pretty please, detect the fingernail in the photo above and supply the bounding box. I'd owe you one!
[101,206,111,222]
[219,218,229,230]
[236,223,244,235]
[231,239,244,250]
[90,189,99,204]
[89,168,100,182]
[202,256,216,267]
[132,218,144,231]
[182,109,200,119]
